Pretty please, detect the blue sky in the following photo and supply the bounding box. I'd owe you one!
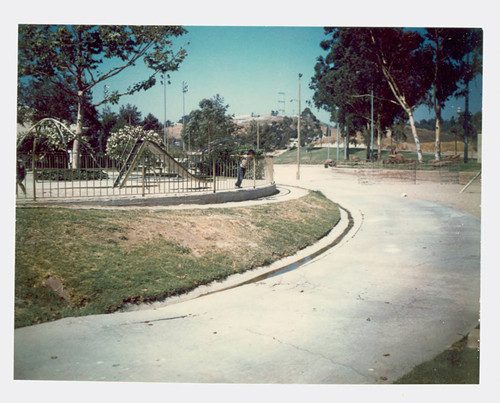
[95,26,482,126]
[97,26,333,123]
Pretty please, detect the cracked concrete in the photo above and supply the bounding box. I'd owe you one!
[13,165,480,385]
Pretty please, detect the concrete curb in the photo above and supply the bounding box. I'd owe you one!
[16,183,279,208]
[123,196,360,312]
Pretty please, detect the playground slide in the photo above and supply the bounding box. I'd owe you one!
[113,140,209,188]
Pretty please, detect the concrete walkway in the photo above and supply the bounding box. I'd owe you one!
[14,165,480,384]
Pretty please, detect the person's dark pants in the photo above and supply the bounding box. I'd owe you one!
[235,166,246,187]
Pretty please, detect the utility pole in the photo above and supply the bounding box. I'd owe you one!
[278,92,286,116]
[296,73,302,180]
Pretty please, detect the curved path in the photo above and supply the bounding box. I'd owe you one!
[14,165,480,383]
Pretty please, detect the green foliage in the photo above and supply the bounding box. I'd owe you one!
[36,169,109,181]
[394,334,479,384]
[18,25,188,160]
[181,95,239,150]
[311,27,432,132]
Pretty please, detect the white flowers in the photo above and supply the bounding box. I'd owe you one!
[105,125,162,162]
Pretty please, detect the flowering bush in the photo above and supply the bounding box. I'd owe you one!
[17,119,91,155]
[106,125,163,163]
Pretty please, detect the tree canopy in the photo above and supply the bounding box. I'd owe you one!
[310,27,482,163]
[181,95,239,151]
[18,25,188,167]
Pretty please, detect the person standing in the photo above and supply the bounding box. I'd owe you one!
[16,158,26,196]
[233,149,255,188]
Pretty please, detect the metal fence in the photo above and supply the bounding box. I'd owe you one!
[16,152,274,201]
[356,161,461,184]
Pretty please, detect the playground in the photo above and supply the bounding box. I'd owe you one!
[16,118,276,205]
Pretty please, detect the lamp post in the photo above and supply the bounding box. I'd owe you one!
[296,73,302,180]
[163,74,167,150]
[182,81,188,154]
[370,87,374,162]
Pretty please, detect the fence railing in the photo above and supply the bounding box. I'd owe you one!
[16,152,274,201]
[355,161,461,184]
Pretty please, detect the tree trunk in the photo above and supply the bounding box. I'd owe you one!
[432,33,442,162]
[71,93,83,169]
[407,111,423,163]
[377,125,381,161]
[464,61,470,163]
[434,102,442,161]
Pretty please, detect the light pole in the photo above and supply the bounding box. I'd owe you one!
[296,73,302,180]
[162,73,168,150]
[370,87,374,162]
[336,121,339,161]
[182,81,188,154]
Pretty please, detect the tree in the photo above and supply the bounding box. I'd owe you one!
[142,113,163,132]
[451,28,483,163]
[299,107,323,145]
[18,77,79,124]
[113,104,143,131]
[424,28,473,161]
[311,28,408,160]
[98,105,118,155]
[181,95,239,151]
[18,25,188,168]
[368,28,434,163]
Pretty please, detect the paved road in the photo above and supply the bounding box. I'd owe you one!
[14,165,480,384]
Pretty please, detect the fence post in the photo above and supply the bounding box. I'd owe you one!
[141,157,145,197]
[253,158,256,189]
[213,158,216,193]
[32,138,37,201]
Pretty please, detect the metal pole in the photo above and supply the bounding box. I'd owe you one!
[370,88,374,162]
[32,137,37,201]
[212,158,216,193]
[336,121,339,161]
[257,122,260,150]
[253,158,256,189]
[141,158,145,197]
[182,81,188,153]
[163,75,167,148]
[327,125,330,160]
[296,73,302,180]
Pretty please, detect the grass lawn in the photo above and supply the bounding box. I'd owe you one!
[393,331,480,384]
[15,191,340,328]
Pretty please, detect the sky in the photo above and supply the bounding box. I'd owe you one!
[94,25,483,126]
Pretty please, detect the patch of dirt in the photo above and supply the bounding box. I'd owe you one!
[44,276,71,302]
[121,214,250,257]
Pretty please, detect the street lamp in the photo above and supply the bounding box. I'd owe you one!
[162,73,168,150]
[370,87,374,162]
[182,81,188,154]
[296,73,302,180]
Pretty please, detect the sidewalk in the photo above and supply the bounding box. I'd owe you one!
[14,165,480,384]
